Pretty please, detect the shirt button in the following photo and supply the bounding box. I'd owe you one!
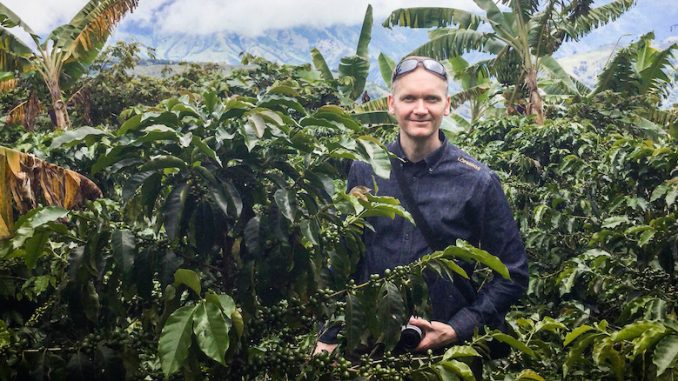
[428,168,433,174]
[404,234,409,241]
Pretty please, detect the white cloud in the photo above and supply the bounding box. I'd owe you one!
[3,0,89,34]
[123,0,170,27]
[3,0,480,38]
[5,0,673,43]
[137,0,479,37]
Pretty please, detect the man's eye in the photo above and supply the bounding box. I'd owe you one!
[426,97,441,102]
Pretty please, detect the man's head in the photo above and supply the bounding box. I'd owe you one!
[388,56,451,145]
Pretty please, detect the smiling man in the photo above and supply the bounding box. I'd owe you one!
[388,57,451,162]
[316,56,529,379]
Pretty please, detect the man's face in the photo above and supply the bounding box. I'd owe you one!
[388,67,451,143]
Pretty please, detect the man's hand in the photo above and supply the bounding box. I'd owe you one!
[408,317,458,352]
[312,341,338,356]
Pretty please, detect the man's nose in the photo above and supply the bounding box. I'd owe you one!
[413,99,427,114]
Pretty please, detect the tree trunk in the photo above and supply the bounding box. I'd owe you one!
[471,100,481,124]
[525,67,544,125]
[23,91,40,131]
[221,235,237,293]
[46,77,70,130]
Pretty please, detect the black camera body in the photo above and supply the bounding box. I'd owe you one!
[398,324,423,352]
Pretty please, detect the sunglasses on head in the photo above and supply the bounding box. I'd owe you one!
[391,58,448,82]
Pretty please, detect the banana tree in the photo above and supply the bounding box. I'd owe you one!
[540,32,676,102]
[0,0,138,129]
[541,32,676,135]
[383,0,637,124]
[348,52,398,130]
[446,56,502,127]
[310,4,372,104]
[594,32,677,135]
[593,32,676,100]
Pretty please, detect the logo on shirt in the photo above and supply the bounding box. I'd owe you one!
[458,156,481,171]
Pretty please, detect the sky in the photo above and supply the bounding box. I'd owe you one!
[3,0,478,37]
[3,0,676,53]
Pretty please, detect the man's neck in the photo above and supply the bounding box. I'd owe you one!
[400,135,442,163]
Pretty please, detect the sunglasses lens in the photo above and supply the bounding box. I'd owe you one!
[394,59,418,78]
[423,60,446,77]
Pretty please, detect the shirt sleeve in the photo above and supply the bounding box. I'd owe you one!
[446,172,529,342]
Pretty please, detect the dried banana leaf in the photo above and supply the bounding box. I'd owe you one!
[0,146,102,239]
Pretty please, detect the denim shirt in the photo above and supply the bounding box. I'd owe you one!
[342,133,528,343]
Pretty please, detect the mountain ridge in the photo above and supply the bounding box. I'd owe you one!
[119,24,676,104]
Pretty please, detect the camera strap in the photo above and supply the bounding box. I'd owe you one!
[390,157,442,251]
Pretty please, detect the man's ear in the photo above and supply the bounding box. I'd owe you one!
[444,95,451,116]
[387,94,394,114]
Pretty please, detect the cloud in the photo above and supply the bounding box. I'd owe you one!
[2,0,89,34]
[120,0,479,37]
[143,0,480,37]
[2,0,479,39]
[4,0,674,44]
[0,0,478,48]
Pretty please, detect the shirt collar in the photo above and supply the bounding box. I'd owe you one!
[390,130,448,168]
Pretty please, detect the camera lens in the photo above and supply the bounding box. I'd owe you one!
[399,324,422,351]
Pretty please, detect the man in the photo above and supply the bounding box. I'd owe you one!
[315,56,529,377]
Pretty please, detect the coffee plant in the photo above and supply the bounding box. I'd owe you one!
[0,50,676,381]
[455,93,677,379]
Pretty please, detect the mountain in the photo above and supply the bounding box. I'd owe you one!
[557,37,677,85]
[120,24,430,82]
[120,23,676,105]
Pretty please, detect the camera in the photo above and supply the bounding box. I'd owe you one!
[398,324,423,352]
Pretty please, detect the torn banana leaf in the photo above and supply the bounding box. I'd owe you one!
[0,146,102,239]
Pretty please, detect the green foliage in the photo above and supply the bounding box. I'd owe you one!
[0,0,138,129]
[0,16,676,378]
[593,32,676,100]
[0,51,540,379]
[158,304,196,377]
[445,56,501,125]
[455,93,677,379]
[385,0,638,124]
[378,52,396,87]
[157,286,237,377]
[310,5,373,103]
[69,41,174,127]
[383,7,484,30]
